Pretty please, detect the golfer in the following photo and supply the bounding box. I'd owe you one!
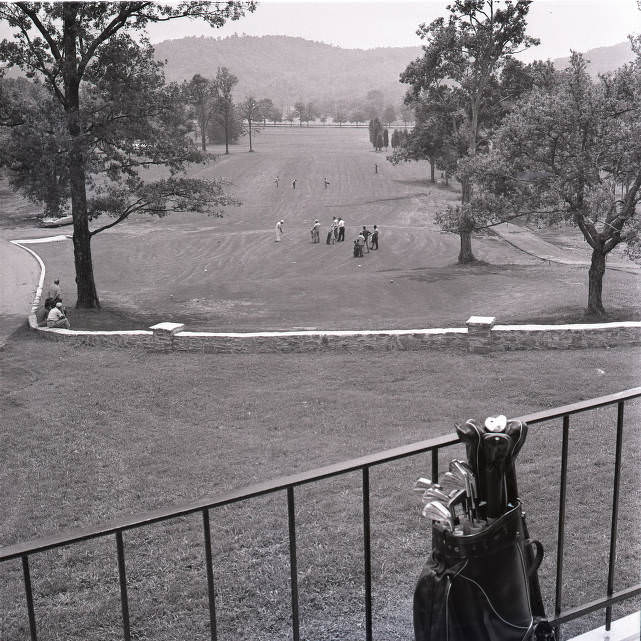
[275,219,284,242]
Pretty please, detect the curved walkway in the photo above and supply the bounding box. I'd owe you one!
[491,223,641,275]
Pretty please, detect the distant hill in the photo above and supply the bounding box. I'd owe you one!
[153,35,422,110]
[552,41,634,76]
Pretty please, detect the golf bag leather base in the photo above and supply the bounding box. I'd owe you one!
[414,502,550,641]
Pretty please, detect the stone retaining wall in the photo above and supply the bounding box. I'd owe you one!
[27,316,641,353]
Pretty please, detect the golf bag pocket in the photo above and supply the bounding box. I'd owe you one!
[414,503,535,641]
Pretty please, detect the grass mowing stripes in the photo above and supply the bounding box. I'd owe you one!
[0,330,640,640]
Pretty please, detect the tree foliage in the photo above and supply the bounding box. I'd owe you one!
[0,2,254,308]
[400,0,538,263]
[464,49,641,315]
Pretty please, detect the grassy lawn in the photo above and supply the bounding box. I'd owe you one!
[3,128,639,331]
[1,330,640,640]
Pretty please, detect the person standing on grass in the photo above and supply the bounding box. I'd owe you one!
[323,177,330,189]
[47,302,70,329]
[292,178,296,190]
[338,218,345,242]
[361,226,371,252]
[47,278,62,304]
[311,219,320,243]
[375,163,378,174]
[370,225,379,250]
[275,219,284,242]
[326,220,335,245]
[274,176,279,188]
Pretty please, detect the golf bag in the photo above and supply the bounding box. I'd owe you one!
[414,502,548,641]
[413,416,554,641]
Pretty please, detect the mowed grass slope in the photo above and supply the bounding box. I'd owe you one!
[24,127,640,330]
[1,332,640,641]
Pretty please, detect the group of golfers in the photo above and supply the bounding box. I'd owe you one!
[276,217,379,257]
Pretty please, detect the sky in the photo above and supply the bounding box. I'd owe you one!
[143,0,641,61]
[0,1,638,62]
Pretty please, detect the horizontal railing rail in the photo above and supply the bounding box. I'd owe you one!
[3,386,641,641]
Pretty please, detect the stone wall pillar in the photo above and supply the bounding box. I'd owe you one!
[466,316,495,353]
[150,322,185,352]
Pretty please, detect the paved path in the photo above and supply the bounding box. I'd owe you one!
[0,229,69,347]
[491,222,641,275]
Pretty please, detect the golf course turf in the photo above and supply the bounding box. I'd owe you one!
[1,127,640,640]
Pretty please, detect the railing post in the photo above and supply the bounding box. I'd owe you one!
[287,487,301,641]
[362,466,373,641]
[431,448,439,483]
[116,531,132,641]
[605,401,625,631]
[202,509,218,641]
[554,415,570,641]
[22,555,37,641]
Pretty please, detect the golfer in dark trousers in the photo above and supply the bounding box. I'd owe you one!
[370,225,379,250]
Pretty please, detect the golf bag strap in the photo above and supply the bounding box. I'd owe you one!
[525,539,544,577]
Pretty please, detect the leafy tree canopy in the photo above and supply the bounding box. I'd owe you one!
[463,48,641,315]
[0,2,254,308]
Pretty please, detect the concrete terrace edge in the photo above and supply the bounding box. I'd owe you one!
[11,236,641,354]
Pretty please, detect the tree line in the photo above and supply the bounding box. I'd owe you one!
[388,0,641,316]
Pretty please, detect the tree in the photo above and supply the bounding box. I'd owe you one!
[368,117,384,150]
[238,96,262,152]
[213,66,239,155]
[304,101,318,125]
[0,3,253,308]
[383,128,389,148]
[206,105,242,144]
[350,109,366,126]
[465,51,641,316]
[401,0,538,263]
[334,105,347,127]
[258,97,274,126]
[184,73,218,151]
[365,89,384,119]
[383,105,396,127]
[293,100,306,127]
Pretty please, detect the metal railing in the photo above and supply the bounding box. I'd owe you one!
[2,387,641,641]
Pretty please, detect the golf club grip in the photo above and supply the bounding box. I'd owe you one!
[505,464,519,505]
[484,468,506,518]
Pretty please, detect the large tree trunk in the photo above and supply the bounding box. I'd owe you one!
[429,159,435,183]
[224,107,230,154]
[587,247,607,316]
[248,120,253,151]
[458,230,474,264]
[64,4,100,308]
[458,177,476,263]
[200,124,207,152]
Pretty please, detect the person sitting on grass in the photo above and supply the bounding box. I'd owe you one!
[46,302,70,329]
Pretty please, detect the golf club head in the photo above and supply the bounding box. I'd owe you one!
[455,419,486,495]
[438,471,464,493]
[422,500,455,530]
[484,415,507,433]
[421,488,451,504]
[413,477,442,495]
[447,488,467,518]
